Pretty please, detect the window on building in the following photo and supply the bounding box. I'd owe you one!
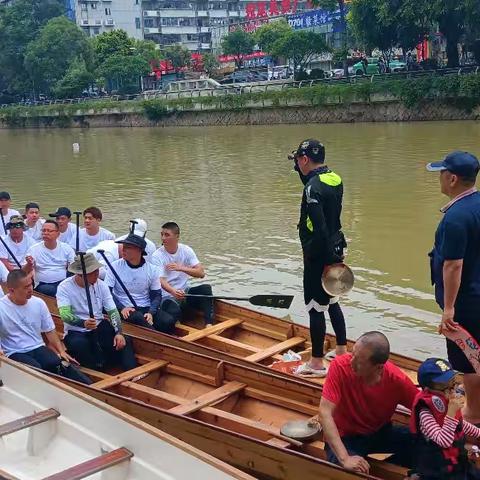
[93,27,100,35]
[136,0,139,3]
[144,18,154,27]
[81,3,87,11]
[91,2,97,9]
[105,7,111,15]
[135,17,141,29]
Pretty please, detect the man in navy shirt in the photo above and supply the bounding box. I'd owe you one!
[427,150,480,423]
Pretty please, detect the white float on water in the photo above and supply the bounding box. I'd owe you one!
[72,143,80,153]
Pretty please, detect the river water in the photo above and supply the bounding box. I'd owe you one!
[2,121,480,359]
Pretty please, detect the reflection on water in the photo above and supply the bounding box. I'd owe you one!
[2,121,480,359]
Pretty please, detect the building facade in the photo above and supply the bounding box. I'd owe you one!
[73,0,143,39]
[141,0,250,51]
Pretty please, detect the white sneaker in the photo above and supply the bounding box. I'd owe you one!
[324,350,337,361]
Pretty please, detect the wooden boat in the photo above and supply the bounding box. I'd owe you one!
[0,356,253,480]
[43,330,411,480]
[37,291,421,385]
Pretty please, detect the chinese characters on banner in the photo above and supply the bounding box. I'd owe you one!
[287,8,343,30]
[245,0,298,19]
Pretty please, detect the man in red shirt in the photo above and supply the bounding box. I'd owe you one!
[319,331,418,474]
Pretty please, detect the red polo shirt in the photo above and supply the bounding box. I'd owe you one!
[322,354,418,437]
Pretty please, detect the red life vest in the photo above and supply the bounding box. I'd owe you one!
[410,390,466,477]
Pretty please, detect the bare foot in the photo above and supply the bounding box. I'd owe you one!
[335,345,348,356]
[309,358,325,370]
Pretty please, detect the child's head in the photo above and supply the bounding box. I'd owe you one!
[418,358,460,394]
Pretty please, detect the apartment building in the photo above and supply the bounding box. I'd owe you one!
[73,0,143,39]
[141,0,250,51]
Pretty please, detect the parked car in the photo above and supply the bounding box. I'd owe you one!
[352,58,406,76]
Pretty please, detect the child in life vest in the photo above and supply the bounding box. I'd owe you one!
[410,358,480,479]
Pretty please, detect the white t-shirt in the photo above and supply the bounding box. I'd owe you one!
[79,227,115,251]
[25,218,46,242]
[0,261,8,283]
[56,277,117,334]
[26,241,75,284]
[59,223,78,249]
[0,209,20,234]
[105,259,162,308]
[151,244,200,299]
[0,234,35,266]
[88,239,119,280]
[0,295,54,356]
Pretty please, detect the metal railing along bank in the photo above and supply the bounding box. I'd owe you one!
[1,66,478,109]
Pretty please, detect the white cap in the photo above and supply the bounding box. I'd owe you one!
[132,218,147,237]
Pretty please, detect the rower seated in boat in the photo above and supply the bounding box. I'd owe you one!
[319,331,418,475]
[0,215,35,271]
[79,207,115,251]
[24,219,75,296]
[152,222,214,327]
[56,253,137,372]
[48,207,77,249]
[0,191,20,235]
[0,269,91,384]
[105,234,176,334]
[24,202,45,242]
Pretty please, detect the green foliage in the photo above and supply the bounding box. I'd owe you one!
[97,54,150,93]
[271,30,331,77]
[91,30,134,63]
[254,19,292,54]
[142,99,171,121]
[202,53,220,76]
[24,17,91,96]
[221,29,255,67]
[52,59,94,99]
[0,0,65,94]
[164,44,191,71]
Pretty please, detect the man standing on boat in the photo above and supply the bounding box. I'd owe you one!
[57,253,136,371]
[24,202,45,242]
[105,233,176,334]
[152,222,214,327]
[0,269,91,384]
[0,216,35,271]
[290,139,348,378]
[24,220,75,296]
[49,207,77,249]
[427,151,480,424]
[319,331,417,474]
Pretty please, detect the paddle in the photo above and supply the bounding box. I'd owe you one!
[184,294,294,309]
[0,235,22,269]
[97,249,138,309]
[73,211,82,253]
[78,251,104,370]
[0,209,6,235]
[129,219,138,235]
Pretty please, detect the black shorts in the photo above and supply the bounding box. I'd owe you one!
[446,307,480,374]
[303,260,332,308]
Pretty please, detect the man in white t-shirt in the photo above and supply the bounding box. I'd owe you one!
[0,191,20,236]
[151,222,214,326]
[0,269,90,384]
[0,215,35,271]
[24,202,45,242]
[25,219,75,296]
[49,207,77,249]
[105,234,176,334]
[88,218,156,279]
[79,206,115,251]
[56,253,136,371]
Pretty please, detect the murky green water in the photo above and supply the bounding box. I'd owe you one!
[2,121,480,358]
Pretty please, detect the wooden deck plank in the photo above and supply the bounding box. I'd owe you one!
[91,360,168,390]
[41,447,133,480]
[182,319,244,342]
[0,409,59,437]
[169,381,247,415]
[245,337,307,362]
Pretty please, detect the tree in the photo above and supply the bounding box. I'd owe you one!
[164,44,191,76]
[221,29,255,68]
[271,30,330,78]
[0,0,65,96]
[53,59,94,99]
[24,17,91,96]
[133,39,162,64]
[202,53,220,76]
[97,54,150,94]
[254,19,292,54]
[91,30,134,65]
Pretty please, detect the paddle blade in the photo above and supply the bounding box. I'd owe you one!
[249,295,294,309]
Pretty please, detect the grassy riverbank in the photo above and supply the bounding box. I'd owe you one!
[1,74,480,127]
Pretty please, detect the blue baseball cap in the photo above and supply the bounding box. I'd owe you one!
[427,151,480,178]
[418,358,458,388]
